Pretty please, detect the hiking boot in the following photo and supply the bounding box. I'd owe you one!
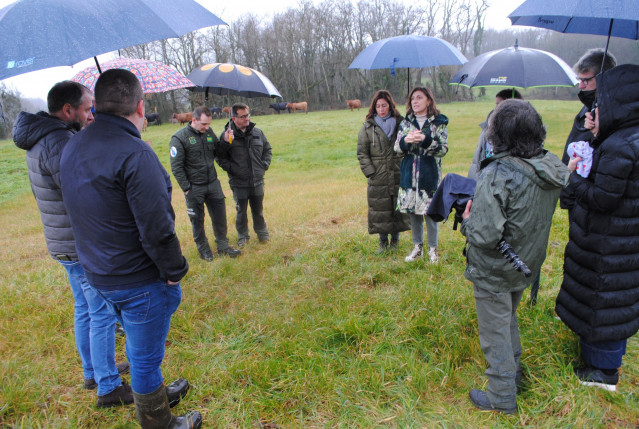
[574,366,619,392]
[84,361,130,390]
[199,251,215,262]
[166,378,190,408]
[428,246,439,263]
[218,247,241,258]
[96,380,134,408]
[468,389,517,414]
[237,238,249,248]
[405,243,423,262]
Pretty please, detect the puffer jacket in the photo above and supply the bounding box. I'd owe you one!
[461,151,569,293]
[169,124,220,192]
[216,121,272,188]
[556,64,639,343]
[13,111,78,259]
[357,116,410,234]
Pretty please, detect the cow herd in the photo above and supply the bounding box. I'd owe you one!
[142,98,363,132]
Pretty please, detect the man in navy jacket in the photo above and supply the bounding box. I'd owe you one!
[61,69,201,428]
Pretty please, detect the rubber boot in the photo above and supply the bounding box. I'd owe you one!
[134,384,202,429]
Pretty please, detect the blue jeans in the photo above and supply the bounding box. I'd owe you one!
[580,338,627,369]
[409,213,438,247]
[94,280,182,394]
[60,260,120,396]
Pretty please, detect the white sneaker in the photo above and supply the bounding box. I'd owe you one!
[428,247,439,263]
[405,244,423,262]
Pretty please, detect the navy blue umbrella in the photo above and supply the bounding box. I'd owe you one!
[508,0,639,69]
[449,41,577,89]
[0,0,227,81]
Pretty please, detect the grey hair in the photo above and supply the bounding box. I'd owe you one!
[573,48,617,75]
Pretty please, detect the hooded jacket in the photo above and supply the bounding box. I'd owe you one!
[462,151,569,292]
[556,64,639,342]
[216,121,272,188]
[13,111,78,259]
[357,115,410,234]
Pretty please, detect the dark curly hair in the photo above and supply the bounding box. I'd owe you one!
[487,99,545,159]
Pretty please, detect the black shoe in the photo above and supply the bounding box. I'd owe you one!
[84,361,130,390]
[574,366,618,392]
[258,237,270,244]
[468,389,517,414]
[199,251,215,262]
[237,238,249,248]
[218,247,241,258]
[97,380,134,408]
[166,378,190,408]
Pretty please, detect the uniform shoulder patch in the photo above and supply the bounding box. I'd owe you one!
[170,146,177,158]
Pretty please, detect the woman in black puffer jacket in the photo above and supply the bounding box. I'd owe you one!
[556,64,639,391]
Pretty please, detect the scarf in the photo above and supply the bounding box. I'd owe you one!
[374,113,396,139]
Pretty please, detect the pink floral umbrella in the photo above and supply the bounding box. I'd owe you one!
[72,57,194,94]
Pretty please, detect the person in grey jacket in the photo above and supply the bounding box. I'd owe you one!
[13,81,131,407]
[467,89,522,180]
[217,103,272,247]
[461,99,569,414]
[170,106,240,260]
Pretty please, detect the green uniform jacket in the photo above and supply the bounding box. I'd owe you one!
[169,124,220,192]
[461,151,569,292]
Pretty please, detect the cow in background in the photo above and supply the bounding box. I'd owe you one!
[286,101,308,114]
[269,102,291,114]
[145,112,162,125]
[346,99,361,111]
[172,112,193,125]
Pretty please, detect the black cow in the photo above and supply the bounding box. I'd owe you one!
[269,102,291,114]
[209,106,222,118]
[145,113,162,125]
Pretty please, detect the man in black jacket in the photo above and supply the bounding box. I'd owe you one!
[170,106,240,260]
[218,103,272,247]
[13,81,132,408]
[60,69,201,428]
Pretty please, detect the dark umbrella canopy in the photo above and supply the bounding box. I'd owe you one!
[188,63,282,98]
[348,34,468,70]
[72,58,194,94]
[449,42,577,89]
[0,0,226,80]
[508,0,639,40]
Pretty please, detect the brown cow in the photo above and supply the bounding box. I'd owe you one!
[346,99,361,111]
[286,101,308,114]
[222,106,231,117]
[172,112,192,125]
[142,117,148,132]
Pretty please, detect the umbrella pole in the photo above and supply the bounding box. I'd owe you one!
[93,56,102,74]
[601,19,614,73]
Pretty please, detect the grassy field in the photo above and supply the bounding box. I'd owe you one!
[1,101,637,428]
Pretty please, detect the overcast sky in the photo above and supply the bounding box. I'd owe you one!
[0,0,525,100]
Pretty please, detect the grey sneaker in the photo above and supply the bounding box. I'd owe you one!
[428,246,439,263]
[405,243,423,262]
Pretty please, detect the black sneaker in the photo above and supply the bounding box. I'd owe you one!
[218,247,241,258]
[199,251,215,262]
[468,389,517,414]
[96,381,134,408]
[84,361,130,390]
[574,366,618,392]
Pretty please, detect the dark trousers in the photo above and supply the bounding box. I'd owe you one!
[233,186,268,242]
[186,188,229,255]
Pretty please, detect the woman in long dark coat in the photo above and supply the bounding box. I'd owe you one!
[556,64,639,391]
[357,90,410,253]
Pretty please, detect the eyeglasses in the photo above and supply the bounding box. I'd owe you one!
[578,75,596,85]
[234,114,250,119]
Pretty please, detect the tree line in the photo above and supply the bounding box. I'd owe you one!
[2,0,638,136]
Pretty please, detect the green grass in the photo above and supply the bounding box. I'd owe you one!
[1,101,637,428]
